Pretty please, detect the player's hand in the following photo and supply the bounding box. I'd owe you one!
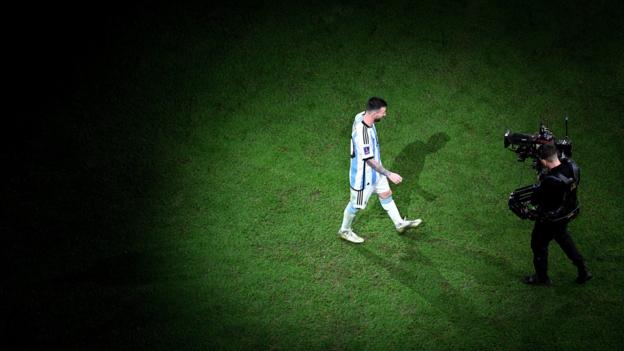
[387,172,403,184]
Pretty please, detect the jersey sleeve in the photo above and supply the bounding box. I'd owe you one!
[355,123,374,160]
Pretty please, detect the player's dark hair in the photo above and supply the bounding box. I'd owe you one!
[366,97,387,111]
[539,143,559,161]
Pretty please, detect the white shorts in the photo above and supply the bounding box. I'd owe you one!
[350,175,391,209]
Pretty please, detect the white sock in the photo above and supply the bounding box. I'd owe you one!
[340,203,357,232]
[380,196,402,226]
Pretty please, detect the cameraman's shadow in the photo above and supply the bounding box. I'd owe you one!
[354,231,520,344]
[392,132,450,204]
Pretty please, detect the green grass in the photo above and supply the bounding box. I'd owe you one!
[10,0,624,349]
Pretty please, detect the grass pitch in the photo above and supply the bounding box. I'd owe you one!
[9,0,624,349]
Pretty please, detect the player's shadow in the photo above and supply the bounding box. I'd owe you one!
[392,132,450,204]
[355,231,519,346]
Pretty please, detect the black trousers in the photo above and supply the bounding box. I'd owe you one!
[531,220,584,280]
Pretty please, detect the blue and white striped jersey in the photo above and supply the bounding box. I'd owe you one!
[349,111,382,190]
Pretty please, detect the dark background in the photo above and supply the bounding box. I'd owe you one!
[5,0,623,349]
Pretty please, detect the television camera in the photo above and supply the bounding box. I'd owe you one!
[504,117,576,220]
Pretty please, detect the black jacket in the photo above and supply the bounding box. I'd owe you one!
[532,159,580,218]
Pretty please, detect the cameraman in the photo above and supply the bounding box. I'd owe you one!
[523,143,593,285]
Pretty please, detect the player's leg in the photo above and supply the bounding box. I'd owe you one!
[338,187,373,243]
[339,201,358,233]
[377,176,421,233]
[378,188,402,226]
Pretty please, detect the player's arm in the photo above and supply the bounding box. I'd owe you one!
[366,159,402,184]
[355,124,401,184]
